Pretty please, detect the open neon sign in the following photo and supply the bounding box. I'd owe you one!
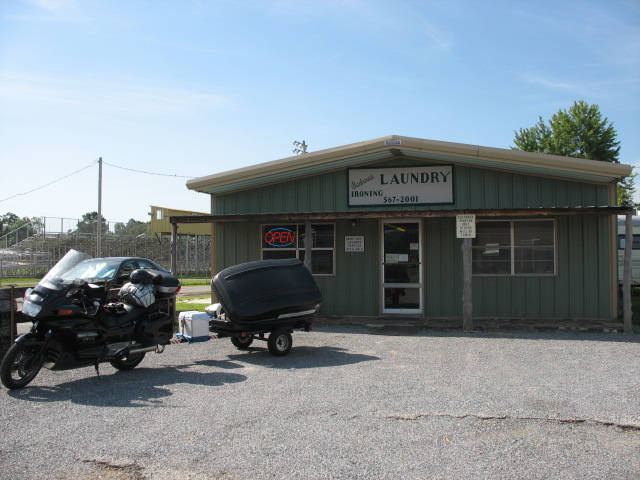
[264,227,296,247]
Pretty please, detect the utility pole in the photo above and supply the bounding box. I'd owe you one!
[97,157,102,257]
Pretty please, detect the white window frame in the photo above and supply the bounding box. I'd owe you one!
[472,219,557,277]
[260,223,336,276]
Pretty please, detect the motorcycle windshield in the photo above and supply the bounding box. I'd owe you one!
[39,249,93,291]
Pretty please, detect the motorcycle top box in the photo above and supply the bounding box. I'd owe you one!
[127,268,181,300]
[211,258,322,329]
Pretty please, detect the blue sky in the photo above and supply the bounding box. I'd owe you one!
[1,0,639,225]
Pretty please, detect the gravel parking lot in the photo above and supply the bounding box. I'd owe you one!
[1,325,639,480]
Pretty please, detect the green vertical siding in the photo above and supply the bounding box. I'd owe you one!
[215,222,260,270]
[215,163,610,214]
[313,218,380,317]
[213,160,615,319]
[424,217,462,316]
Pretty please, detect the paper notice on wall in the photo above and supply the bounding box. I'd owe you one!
[345,236,365,252]
[456,215,476,238]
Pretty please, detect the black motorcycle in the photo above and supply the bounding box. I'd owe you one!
[1,250,180,389]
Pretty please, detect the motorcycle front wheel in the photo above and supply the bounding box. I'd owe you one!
[1,342,45,389]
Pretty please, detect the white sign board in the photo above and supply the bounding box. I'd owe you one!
[456,214,476,238]
[345,236,365,252]
[348,166,453,206]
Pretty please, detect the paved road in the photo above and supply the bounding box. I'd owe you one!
[177,285,211,297]
[1,326,639,479]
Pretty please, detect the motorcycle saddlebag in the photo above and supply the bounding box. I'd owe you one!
[135,311,173,346]
[211,258,322,326]
[135,269,181,300]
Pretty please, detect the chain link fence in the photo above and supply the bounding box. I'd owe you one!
[0,217,210,279]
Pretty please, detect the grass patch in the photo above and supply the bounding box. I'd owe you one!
[178,278,210,286]
[0,278,39,287]
[175,296,210,313]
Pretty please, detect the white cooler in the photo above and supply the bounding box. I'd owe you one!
[178,311,210,341]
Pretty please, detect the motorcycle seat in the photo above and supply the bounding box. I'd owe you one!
[101,303,147,328]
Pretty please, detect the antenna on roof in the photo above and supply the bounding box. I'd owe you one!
[293,140,308,155]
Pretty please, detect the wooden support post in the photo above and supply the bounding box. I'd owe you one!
[170,222,178,275]
[9,285,16,343]
[623,212,633,334]
[210,221,218,302]
[304,219,313,271]
[462,237,473,332]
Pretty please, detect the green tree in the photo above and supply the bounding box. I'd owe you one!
[512,100,636,207]
[114,218,149,236]
[0,213,43,242]
[0,213,21,236]
[513,100,620,162]
[617,173,637,209]
[75,212,109,235]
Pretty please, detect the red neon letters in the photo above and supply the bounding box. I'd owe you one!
[264,228,296,247]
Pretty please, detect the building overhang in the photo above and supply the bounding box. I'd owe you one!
[186,135,633,195]
[170,206,634,226]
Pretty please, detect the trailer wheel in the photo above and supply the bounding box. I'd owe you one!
[267,329,292,356]
[230,335,254,349]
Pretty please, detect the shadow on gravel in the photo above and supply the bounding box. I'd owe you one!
[7,363,246,406]
[226,345,380,369]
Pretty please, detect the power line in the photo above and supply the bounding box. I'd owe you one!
[102,161,196,178]
[0,159,198,204]
[0,160,98,203]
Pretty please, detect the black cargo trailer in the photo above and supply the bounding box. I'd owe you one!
[209,258,322,356]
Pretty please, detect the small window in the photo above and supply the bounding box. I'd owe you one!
[473,220,556,276]
[137,260,159,270]
[261,223,335,275]
[120,261,137,276]
[618,234,640,250]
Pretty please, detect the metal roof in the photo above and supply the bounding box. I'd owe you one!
[186,135,632,195]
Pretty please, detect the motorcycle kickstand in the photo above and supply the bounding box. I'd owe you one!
[94,345,110,378]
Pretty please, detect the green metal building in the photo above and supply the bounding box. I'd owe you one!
[177,135,632,322]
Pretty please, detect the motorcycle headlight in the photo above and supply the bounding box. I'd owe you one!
[22,300,42,317]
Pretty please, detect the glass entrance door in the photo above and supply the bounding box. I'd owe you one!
[381,221,422,314]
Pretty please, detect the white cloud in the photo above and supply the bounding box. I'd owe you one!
[0,72,229,118]
[25,0,74,11]
[269,0,453,53]
[521,73,583,92]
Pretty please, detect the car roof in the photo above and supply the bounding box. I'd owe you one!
[85,257,167,270]
[90,257,156,262]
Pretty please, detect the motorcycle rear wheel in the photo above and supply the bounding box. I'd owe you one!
[109,352,146,371]
[1,343,44,389]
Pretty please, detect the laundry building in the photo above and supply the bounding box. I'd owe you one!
[173,135,632,322]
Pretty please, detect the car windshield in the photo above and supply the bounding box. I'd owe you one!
[60,259,123,282]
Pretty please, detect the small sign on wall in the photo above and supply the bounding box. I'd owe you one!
[456,214,476,238]
[345,236,365,252]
